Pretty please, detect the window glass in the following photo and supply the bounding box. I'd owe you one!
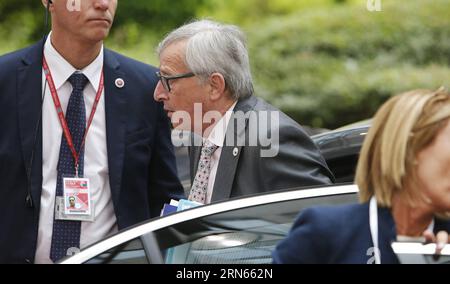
[84,238,148,264]
[158,192,357,264]
[81,190,357,264]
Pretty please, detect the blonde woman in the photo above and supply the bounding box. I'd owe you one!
[273,88,450,264]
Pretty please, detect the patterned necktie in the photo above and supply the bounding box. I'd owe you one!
[189,141,219,204]
[50,72,88,262]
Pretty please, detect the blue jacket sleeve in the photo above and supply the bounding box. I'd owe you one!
[272,207,329,264]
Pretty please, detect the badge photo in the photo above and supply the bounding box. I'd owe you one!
[63,178,91,216]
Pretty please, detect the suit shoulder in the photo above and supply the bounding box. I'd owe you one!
[295,203,369,232]
[0,45,36,69]
[250,97,318,152]
[273,203,369,264]
[105,49,157,73]
[252,96,308,131]
[104,49,160,90]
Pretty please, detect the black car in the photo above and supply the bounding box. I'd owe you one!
[312,120,370,183]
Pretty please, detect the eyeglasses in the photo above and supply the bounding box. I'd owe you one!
[156,71,195,92]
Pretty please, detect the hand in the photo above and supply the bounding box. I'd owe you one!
[423,230,449,255]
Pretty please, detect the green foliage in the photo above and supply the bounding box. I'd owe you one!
[197,0,357,25]
[0,0,205,53]
[1,0,449,129]
[247,0,450,128]
[114,0,206,36]
[0,0,43,50]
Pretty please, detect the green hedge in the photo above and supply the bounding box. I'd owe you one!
[248,0,450,129]
[1,0,448,130]
[0,0,205,55]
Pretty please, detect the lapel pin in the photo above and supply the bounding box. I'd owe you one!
[233,147,239,157]
[115,78,125,89]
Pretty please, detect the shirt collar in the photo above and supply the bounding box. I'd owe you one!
[44,31,104,92]
[206,101,237,147]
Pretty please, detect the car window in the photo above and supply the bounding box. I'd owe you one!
[84,238,148,264]
[164,225,286,264]
[75,188,358,264]
[156,192,357,264]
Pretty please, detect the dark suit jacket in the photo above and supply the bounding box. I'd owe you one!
[189,96,334,202]
[272,202,450,264]
[0,40,185,263]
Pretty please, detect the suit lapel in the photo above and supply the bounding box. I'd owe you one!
[103,50,128,205]
[210,96,257,202]
[189,146,201,184]
[17,40,45,208]
[210,145,243,202]
[377,206,400,263]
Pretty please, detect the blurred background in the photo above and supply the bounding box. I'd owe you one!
[1,0,449,130]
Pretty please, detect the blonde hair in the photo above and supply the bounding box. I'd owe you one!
[356,87,450,207]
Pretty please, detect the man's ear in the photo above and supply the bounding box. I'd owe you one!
[209,73,226,101]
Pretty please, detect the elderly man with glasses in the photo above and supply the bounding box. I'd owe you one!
[154,19,334,205]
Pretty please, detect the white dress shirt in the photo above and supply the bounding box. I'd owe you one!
[35,34,118,264]
[204,102,237,204]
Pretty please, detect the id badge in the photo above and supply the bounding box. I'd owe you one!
[63,177,91,215]
[55,177,94,222]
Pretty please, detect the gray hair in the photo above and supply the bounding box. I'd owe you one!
[157,19,254,100]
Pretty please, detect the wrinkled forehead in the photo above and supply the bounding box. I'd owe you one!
[159,41,189,72]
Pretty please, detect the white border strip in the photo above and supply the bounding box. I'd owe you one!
[392,242,450,255]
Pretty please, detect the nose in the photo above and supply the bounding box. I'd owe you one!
[154,81,169,102]
[94,0,110,10]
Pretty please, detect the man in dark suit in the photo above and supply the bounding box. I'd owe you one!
[0,0,183,263]
[153,20,334,204]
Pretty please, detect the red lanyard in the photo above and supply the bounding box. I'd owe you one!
[43,56,104,177]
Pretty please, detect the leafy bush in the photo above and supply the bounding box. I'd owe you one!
[114,0,206,36]
[0,0,205,54]
[1,0,448,130]
[247,0,450,129]
[197,0,354,25]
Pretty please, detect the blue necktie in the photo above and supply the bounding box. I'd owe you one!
[50,72,88,262]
